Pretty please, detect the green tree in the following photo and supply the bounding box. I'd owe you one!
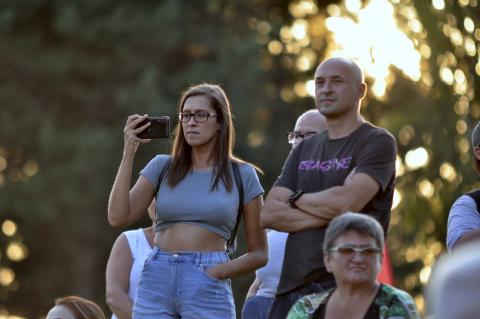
[259,0,480,312]
[0,0,287,316]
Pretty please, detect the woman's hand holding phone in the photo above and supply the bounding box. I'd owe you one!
[123,114,152,156]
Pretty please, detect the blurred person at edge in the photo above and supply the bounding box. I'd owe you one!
[46,296,105,319]
[446,121,480,252]
[261,57,397,319]
[108,83,267,319]
[106,200,156,319]
[287,213,419,319]
[242,109,327,319]
[426,239,480,319]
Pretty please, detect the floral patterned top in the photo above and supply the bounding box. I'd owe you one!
[287,284,420,319]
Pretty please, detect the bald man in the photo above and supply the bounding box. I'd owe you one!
[287,109,327,148]
[261,57,397,318]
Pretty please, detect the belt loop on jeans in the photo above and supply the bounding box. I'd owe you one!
[219,251,226,263]
[154,247,161,260]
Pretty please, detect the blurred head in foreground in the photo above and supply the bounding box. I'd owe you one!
[46,295,105,319]
[426,240,480,319]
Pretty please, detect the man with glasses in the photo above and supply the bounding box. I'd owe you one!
[446,121,480,252]
[242,109,326,319]
[261,57,397,318]
[287,109,327,148]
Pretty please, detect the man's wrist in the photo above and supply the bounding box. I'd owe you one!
[289,190,304,209]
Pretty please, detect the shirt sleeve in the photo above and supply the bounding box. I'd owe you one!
[385,289,421,319]
[355,129,397,191]
[447,195,480,252]
[273,146,300,191]
[240,163,264,204]
[139,154,171,189]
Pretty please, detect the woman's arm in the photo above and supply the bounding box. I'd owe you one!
[208,196,268,279]
[245,277,261,300]
[108,114,155,227]
[106,234,134,319]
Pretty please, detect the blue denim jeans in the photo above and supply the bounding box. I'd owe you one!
[242,295,275,319]
[133,247,236,319]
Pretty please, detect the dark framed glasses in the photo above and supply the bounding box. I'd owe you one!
[329,246,381,258]
[287,131,318,144]
[179,111,218,123]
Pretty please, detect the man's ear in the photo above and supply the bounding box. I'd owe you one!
[358,82,367,100]
[324,253,333,273]
[474,146,480,161]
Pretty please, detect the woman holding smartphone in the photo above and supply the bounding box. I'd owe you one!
[108,83,267,319]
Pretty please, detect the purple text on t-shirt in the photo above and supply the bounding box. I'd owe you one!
[298,156,352,172]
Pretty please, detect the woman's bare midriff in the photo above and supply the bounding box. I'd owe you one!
[154,223,226,252]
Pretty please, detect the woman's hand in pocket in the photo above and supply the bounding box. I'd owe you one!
[206,265,227,280]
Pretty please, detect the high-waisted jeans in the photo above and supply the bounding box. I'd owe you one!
[133,247,236,319]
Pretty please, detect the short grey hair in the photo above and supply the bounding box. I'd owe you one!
[323,212,384,255]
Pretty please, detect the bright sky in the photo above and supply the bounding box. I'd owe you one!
[307,0,422,98]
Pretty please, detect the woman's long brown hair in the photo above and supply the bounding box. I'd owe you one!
[168,83,241,191]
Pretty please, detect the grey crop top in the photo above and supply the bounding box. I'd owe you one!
[140,155,264,240]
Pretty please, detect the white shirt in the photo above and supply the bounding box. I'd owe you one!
[447,195,480,252]
[255,230,289,298]
[111,228,153,319]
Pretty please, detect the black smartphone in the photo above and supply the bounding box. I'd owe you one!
[136,116,170,139]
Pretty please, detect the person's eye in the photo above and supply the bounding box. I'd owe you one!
[338,247,354,255]
[196,112,208,120]
[362,248,378,256]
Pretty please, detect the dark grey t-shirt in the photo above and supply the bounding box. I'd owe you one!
[274,122,397,294]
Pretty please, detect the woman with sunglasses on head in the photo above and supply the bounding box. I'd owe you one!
[287,213,419,319]
[108,83,267,319]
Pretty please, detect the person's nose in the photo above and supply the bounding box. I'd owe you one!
[187,115,197,126]
[321,81,333,95]
[351,251,367,262]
